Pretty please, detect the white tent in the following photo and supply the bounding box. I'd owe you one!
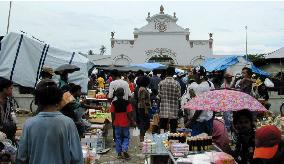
[0,32,93,92]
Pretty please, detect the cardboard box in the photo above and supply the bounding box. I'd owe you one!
[88,90,97,98]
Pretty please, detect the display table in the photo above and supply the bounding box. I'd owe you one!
[85,97,109,113]
[170,144,237,164]
[85,97,108,102]
[144,153,172,164]
[144,144,233,164]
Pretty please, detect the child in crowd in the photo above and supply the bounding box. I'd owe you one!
[232,109,255,164]
[110,88,136,159]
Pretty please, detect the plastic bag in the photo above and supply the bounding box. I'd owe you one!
[132,127,140,137]
[264,78,274,88]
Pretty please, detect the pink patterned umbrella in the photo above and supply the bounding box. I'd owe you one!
[183,89,267,112]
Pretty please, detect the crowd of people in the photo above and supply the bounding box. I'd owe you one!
[98,65,283,163]
[0,63,283,164]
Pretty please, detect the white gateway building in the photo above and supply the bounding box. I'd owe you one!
[91,6,213,66]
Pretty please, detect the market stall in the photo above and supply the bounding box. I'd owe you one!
[142,132,235,164]
[78,88,112,163]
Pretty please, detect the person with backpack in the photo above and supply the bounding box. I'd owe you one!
[110,88,136,160]
[184,66,215,136]
[108,69,132,143]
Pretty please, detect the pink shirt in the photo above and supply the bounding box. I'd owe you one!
[212,119,231,153]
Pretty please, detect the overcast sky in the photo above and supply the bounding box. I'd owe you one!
[1,1,284,55]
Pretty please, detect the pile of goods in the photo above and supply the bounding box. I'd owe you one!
[214,152,234,164]
[170,143,189,157]
[87,90,107,99]
[142,140,156,154]
[176,152,234,164]
[0,132,17,163]
[81,131,105,152]
[82,145,97,164]
[142,133,169,154]
[95,93,107,100]
[187,136,213,152]
[168,133,187,143]
[256,112,284,138]
[87,90,97,98]
[88,112,111,124]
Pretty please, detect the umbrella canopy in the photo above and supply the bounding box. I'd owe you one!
[55,64,80,75]
[183,89,267,112]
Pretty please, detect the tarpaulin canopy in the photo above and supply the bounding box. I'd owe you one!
[0,32,93,92]
[251,64,270,77]
[202,56,239,72]
[130,63,165,69]
[99,65,152,72]
[202,56,270,76]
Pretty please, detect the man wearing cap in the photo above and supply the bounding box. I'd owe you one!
[38,66,54,84]
[253,125,284,164]
[185,66,215,136]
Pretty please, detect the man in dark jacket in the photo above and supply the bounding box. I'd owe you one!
[176,73,186,96]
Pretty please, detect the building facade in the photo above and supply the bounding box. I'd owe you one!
[90,5,214,66]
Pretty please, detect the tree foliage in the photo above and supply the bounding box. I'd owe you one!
[245,54,267,67]
[88,50,95,55]
[99,45,106,55]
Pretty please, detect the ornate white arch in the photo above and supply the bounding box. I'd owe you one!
[145,48,178,64]
[190,55,205,66]
[112,54,132,65]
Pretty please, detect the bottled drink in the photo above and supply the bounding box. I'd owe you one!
[201,137,206,151]
[187,138,192,151]
[208,136,213,150]
[197,138,201,152]
[192,138,197,152]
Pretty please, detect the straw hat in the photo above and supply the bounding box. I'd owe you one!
[42,66,54,75]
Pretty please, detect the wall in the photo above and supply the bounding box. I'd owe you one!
[111,34,212,65]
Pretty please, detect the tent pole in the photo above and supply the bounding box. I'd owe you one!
[6,1,12,35]
[281,58,283,80]
[245,26,248,61]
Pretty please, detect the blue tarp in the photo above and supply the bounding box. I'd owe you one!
[131,63,184,73]
[202,56,270,76]
[251,64,270,76]
[202,56,239,72]
[130,63,165,69]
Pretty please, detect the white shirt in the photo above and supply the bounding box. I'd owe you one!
[221,82,232,89]
[108,79,131,100]
[188,81,215,122]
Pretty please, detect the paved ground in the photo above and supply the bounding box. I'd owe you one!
[17,115,145,164]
